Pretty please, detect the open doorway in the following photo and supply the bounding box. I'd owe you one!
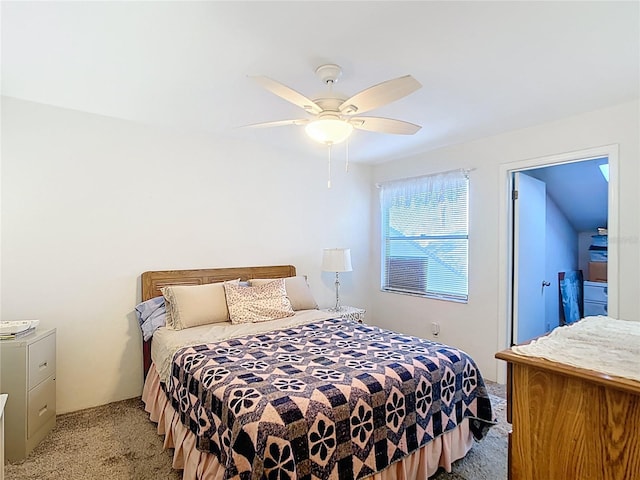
[497,144,619,382]
[511,157,609,344]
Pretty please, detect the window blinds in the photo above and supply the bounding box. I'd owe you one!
[380,170,469,301]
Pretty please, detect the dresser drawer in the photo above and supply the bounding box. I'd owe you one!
[28,333,56,389]
[583,282,608,304]
[27,374,56,438]
[584,300,608,317]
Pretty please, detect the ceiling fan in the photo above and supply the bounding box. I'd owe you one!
[246,64,422,145]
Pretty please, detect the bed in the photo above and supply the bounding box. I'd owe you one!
[139,265,495,479]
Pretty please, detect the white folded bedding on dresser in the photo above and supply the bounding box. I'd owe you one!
[512,316,640,382]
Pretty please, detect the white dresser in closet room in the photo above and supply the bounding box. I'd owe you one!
[583,280,608,316]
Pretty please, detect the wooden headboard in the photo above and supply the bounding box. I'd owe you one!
[140,265,296,377]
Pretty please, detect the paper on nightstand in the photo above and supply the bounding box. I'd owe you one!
[0,320,40,335]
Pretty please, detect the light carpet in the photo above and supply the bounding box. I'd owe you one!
[6,383,507,480]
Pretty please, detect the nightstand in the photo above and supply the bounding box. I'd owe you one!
[322,306,366,323]
[0,394,6,480]
[0,328,56,462]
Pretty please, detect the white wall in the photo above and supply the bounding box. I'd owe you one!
[3,97,639,411]
[370,100,640,382]
[578,230,599,275]
[1,97,372,413]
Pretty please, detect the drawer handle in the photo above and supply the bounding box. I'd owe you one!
[39,405,48,417]
[39,361,48,370]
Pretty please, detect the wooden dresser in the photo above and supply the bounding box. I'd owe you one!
[495,347,640,480]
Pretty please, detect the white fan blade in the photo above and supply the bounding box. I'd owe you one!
[242,118,310,129]
[339,75,422,115]
[250,76,323,115]
[350,116,421,135]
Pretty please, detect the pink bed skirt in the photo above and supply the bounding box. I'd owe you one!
[142,363,473,480]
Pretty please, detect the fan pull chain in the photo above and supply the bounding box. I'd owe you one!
[327,143,332,188]
[345,138,349,172]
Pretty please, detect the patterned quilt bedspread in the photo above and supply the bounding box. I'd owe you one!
[168,318,494,480]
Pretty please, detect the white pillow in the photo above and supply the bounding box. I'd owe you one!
[162,280,238,330]
[249,276,318,311]
[224,278,295,324]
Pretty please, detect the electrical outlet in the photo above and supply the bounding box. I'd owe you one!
[431,322,440,336]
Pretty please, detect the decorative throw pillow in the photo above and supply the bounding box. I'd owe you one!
[249,276,318,311]
[161,280,239,330]
[224,278,295,324]
[134,296,166,341]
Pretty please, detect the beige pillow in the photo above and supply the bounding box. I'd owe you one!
[224,278,295,324]
[162,280,238,330]
[249,276,318,311]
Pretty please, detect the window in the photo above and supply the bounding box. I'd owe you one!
[380,170,469,302]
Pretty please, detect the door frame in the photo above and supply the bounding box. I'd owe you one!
[496,144,619,383]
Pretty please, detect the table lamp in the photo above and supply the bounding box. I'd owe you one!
[322,248,352,311]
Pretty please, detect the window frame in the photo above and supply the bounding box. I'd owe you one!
[379,170,469,303]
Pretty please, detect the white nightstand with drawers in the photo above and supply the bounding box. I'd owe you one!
[322,306,366,323]
[584,281,608,317]
[0,328,56,462]
[0,394,6,480]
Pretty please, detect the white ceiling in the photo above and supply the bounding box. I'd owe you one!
[2,1,638,164]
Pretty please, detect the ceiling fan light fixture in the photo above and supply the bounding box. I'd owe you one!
[305,117,353,145]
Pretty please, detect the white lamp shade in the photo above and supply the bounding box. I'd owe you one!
[305,118,353,145]
[322,248,353,272]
